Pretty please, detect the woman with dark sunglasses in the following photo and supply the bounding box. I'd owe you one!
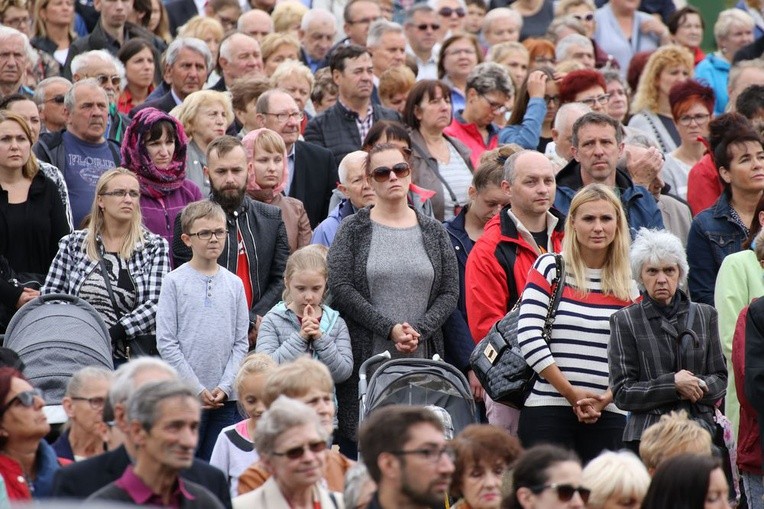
[328,143,458,459]
[0,367,59,501]
[503,444,587,509]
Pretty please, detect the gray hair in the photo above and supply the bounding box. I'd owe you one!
[165,37,212,73]
[427,0,466,11]
[109,357,178,407]
[238,9,274,32]
[467,62,513,97]
[32,77,72,107]
[64,79,108,111]
[729,59,764,95]
[755,229,764,262]
[65,366,113,397]
[253,396,328,457]
[126,380,198,432]
[344,464,373,509]
[404,4,435,25]
[366,19,404,48]
[338,150,367,184]
[70,49,125,79]
[553,101,590,131]
[555,33,593,61]
[546,15,585,41]
[624,132,660,150]
[220,32,260,63]
[300,8,336,31]
[482,8,522,33]
[0,26,38,67]
[630,228,689,290]
[714,8,754,43]
[571,112,623,147]
[503,149,530,184]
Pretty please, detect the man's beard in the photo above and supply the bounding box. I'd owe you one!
[211,184,246,212]
[400,473,449,509]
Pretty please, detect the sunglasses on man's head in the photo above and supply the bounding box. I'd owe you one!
[370,162,411,182]
[531,483,591,504]
[272,440,327,460]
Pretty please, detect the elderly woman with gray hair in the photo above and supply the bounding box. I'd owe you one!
[444,62,514,169]
[609,228,727,452]
[232,397,341,509]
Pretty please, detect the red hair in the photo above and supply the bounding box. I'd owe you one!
[559,69,607,104]
[669,79,715,120]
[522,38,555,65]
[627,51,654,93]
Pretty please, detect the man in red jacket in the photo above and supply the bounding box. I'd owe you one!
[465,149,564,433]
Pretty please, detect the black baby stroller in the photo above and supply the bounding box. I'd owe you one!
[3,293,114,423]
[358,351,479,437]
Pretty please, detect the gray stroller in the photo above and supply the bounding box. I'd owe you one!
[3,293,114,423]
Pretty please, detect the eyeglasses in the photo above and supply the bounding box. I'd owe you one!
[45,94,65,104]
[3,389,44,413]
[348,15,382,25]
[3,16,30,28]
[572,13,594,22]
[100,189,140,199]
[534,56,556,65]
[71,396,106,409]
[370,162,411,182]
[94,74,122,87]
[531,483,591,504]
[438,7,466,17]
[544,95,560,105]
[189,229,228,240]
[481,95,507,113]
[678,113,710,126]
[272,440,327,460]
[415,23,441,31]
[391,445,456,463]
[579,93,611,107]
[264,111,304,123]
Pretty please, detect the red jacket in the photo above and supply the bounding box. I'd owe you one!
[465,207,565,342]
[687,153,722,216]
[444,113,499,169]
[733,303,761,475]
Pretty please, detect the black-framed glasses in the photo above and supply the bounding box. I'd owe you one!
[391,445,456,463]
[438,6,465,17]
[415,22,440,31]
[71,396,106,409]
[3,389,44,413]
[572,13,594,22]
[94,74,121,87]
[580,93,611,107]
[481,94,507,113]
[272,440,327,460]
[100,189,140,199]
[370,162,411,182]
[45,94,65,104]
[189,229,228,240]
[544,94,560,105]
[264,111,304,123]
[678,113,710,126]
[531,483,591,504]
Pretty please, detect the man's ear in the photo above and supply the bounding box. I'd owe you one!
[551,127,559,143]
[377,452,401,482]
[129,420,147,448]
[181,233,192,248]
[203,165,210,178]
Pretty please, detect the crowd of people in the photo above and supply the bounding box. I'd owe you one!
[0,0,763,506]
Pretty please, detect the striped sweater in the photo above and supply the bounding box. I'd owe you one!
[518,253,639,413]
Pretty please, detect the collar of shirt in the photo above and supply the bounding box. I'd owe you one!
[193,0,205,15]
[285,143,296,196]
[115,465,196,508]
[170,89,183,106]
[337,99,373,120]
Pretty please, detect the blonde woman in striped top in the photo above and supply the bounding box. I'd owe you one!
[517,183,639,464]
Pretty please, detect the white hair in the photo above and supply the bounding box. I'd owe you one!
[366,19,404,48]
[0,26,38,67]
[300,8,336,32]
[338,150,367,184]
[427,0,466,12]
[220,32,259,63]
[238,9,274,32]
[553,102,591,131]
[482,8,522,33]
[109,357,178,407]
[555,33,593,61]
[714,8,754,42]
[165,36,212,72]
[582,451,651,509]
[70,49,125,82]
[630,228,689,290]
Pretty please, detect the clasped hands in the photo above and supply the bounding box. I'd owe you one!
[569,388,610,424]
[390,322,421,353]
[299,304,322,342]
[200,387,227,410]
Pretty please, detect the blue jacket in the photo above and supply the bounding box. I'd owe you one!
[695,53,730,115]
[687,192,748,306]
[497,97,547,148]
[442,207,475,372]
[34,439,61,498]
[311,198,356,247]
[554,159,664,237]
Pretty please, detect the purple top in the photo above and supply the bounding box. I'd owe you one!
[114,465,195,508]
[140,179,203,254]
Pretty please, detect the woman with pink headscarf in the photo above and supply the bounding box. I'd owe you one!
[121,107,202,251]
[242,128,311,253]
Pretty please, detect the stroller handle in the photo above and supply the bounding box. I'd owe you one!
[359,351,392,399]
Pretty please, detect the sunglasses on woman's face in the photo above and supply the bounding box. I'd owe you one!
[370,162,411,182]
[532,483,591,504]
[272,440,327,460]
[4,389,43,410]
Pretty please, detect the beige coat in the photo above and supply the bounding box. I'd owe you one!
[233,477,344,509]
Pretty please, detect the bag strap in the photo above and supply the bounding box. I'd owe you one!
[98,256,123,321]
[411,142,459,204]
[541,254,566,342]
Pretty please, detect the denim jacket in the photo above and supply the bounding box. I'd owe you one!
[687,192,748,305]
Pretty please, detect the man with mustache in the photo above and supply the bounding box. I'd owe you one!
[33,79,120,228]
[172,136,289,346]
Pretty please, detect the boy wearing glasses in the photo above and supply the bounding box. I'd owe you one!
[156,200,249,463]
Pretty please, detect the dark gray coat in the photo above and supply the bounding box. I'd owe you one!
[327,207,459,440]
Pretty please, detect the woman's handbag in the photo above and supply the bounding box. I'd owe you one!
[98,257,159,359]
[469,254,565,408]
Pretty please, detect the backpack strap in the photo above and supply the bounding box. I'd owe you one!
[495,208,519,311]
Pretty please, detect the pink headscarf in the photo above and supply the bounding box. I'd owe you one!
[241,128,289,200]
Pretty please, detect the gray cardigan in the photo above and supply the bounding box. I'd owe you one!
[327,207,459,440]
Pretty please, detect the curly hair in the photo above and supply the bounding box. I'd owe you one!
[631,45,693,113]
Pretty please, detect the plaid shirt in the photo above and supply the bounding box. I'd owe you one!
[43,229,170,337]
[340,100,374,144]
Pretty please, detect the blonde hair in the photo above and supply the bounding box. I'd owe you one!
[34,0,77,40]
[487,41,529,64]
[261,32,300,62]
[582,451,651,508]
[234,352,276,397]
[631,45,694,113]
[262,357,334,407]
[563,184,632,301]
[85,168,145,261]
[272,0,308,34]
[554,0,595,16]
[251,128,286,156]
[282,245,328,303]
[270,60,314,90]
[639,411,713,471]
[0,111,38,180]
[172,90,235,138]
[178,15,225,42]
[378,65,416,101]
